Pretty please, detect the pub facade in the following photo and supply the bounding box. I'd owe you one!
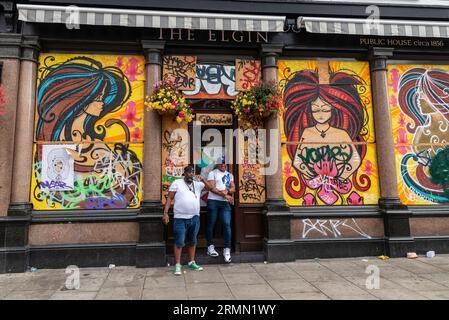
[2,0,449,272]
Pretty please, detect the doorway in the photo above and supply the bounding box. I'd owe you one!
[190,100,236,252]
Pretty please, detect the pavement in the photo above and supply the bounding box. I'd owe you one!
[2,254,449,300]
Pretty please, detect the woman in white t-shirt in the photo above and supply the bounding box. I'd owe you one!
[206,160,235,263]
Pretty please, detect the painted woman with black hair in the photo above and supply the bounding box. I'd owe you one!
[35,56,143,209]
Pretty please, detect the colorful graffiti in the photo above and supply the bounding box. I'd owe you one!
[235,59,261,91]
[183,64,237,99]
[31,54,145,210]
[389,64,449,204]
[161,117,190,204]
[163,55,197,90]
[237,123,266,204]
[279,60,379,206]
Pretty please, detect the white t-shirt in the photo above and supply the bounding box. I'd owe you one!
[207,169,234,201]
[169,179,205,219]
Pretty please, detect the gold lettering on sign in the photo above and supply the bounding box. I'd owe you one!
[196,113,233,126]
[209,30,217,41]
[232,31,244,43]
[256,32,268,43]
[221,30,230,42]
[188,29,195,41]
[360,37,445,48]
[157,28,269,43]
[170,28,182,40]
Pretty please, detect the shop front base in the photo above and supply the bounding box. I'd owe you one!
[0,247,29,274]
[264,239,296,262]
[135,243,166,268]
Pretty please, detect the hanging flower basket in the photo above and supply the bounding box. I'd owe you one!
[145,80,193,123]
[231,82,283,128]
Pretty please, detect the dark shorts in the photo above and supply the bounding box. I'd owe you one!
[173,215,200,248]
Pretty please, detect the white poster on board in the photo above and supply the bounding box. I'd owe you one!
[41,144,76,191]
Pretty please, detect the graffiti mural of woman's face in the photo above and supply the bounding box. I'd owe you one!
[418,91,438,115]
[311,97,333,124]
[84,88,106,117]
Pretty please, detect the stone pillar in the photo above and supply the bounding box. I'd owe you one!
[136,40,166,267]
[1,36,39,273]
[261,44,294,263]
[369,47,413,257]
[9,36,40,215]
[0,34,21,217]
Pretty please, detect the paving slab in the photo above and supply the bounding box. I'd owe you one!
[223,272,267,285]
[102,271,146,288]
[418,290,449,300]
[95,286,143,300]
[294,270,346,282]
[50,291,98,300]
[229,284,281,300]
[144,274,186,289]
[266,279,319,294]
[184,269,225,284]
[311,280,372,298]
[388,276,449,292]
[280,292,330,300]
[4,289,56,300]
[218,264,256,274]
[142,287,188,300]
[369,288,429,300]
[186,283,233,299]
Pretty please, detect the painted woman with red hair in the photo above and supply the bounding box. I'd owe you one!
[282,68,370,205]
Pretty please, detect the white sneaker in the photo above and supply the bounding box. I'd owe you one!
[207,245,219,257]
[223,248,231,263]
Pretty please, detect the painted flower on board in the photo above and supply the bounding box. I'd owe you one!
[116,57,124,69]
[396,128,411,155]
[304,155,352,205]
[124,57,143,82]
[131,127,142,142]
[284,161,293,178]
[362,160,373,176]
[121,101,142,127]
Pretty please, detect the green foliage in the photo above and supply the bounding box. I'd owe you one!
[429,148,449,198]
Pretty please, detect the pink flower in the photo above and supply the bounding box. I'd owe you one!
[303,155,352,205]
[124,57,143,82]
[121,101,142,127]
[243,108,250,113]
[396,128,411,155]
[362,160,373,176]
[116,57,124,69]
[0,107,6,116]
[390,68,400,93]
[284,161,293,178]
[131,127,142,142]
[398,113,406,127]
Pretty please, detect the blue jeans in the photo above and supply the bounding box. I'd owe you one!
[206,199,231,249]
[173,215,200,248]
